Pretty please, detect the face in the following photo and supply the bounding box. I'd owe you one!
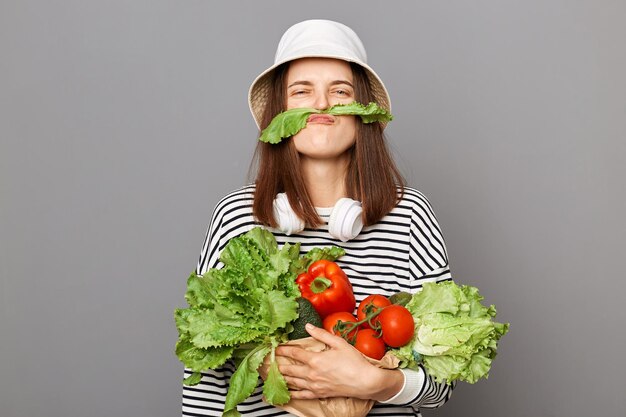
[285,58,357,161]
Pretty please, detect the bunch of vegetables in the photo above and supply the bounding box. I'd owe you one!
[175,227,509,417]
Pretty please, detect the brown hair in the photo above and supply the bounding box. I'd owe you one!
[249,61,405,228]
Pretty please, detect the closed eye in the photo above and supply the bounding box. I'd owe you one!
[331,85,354,98]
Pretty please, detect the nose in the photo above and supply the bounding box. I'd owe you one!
[312,92,330,110]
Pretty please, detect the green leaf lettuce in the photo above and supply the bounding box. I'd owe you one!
[390,280,509,384]
[259,102,393,144]
[174,227,346,416]
[174,227,300,415]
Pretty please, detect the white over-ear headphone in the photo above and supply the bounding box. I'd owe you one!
[272,193,363,242]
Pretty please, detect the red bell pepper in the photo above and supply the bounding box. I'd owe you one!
[296,260,356,319]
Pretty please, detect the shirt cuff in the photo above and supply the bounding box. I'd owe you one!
[378,367,426,405]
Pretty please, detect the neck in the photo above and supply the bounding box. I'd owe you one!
[300,156,350,207]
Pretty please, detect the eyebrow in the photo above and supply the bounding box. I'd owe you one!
[287,80,354,89]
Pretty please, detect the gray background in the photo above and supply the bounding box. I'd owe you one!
[1,1,625,416]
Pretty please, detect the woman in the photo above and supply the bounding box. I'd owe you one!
[184,19,454,416]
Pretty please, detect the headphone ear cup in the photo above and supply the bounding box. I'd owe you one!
[328,198,363,242]
[273,193,305,235]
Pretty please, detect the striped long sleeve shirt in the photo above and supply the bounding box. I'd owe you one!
[182,184,454,416]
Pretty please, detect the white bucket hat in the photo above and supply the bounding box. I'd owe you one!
[248,19,392,130]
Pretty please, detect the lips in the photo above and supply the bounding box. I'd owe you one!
[307,114,335,125]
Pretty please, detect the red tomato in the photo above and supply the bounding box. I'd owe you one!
[377,305,415,347]
[357,295,391,329]
[354,329,386,360]
[323,312,358,340]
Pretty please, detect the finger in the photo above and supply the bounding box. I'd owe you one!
[275,345,314,363]
[278,363,309,378]
[283,375,309,391]
[305,323,349,349]
[273,354,295,366]
[288,389,319,400]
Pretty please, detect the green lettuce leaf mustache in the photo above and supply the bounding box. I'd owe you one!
[259,101,393,144]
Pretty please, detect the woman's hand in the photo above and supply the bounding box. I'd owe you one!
[275,323,404,401]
